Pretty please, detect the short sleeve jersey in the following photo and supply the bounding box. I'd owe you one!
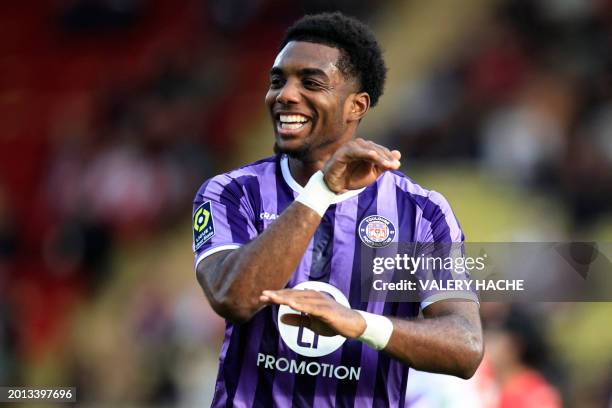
[193,154,476,408]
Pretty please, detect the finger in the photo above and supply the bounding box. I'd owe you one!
[367,151,399,171]
[261,292,316,314]
[262,289,324,302]
[359,142,400,169]
[371,146,399,169]
[365,141,394,162]
[264,289,320,295]
[280,296,329,316]
[284,296,332,310]
[262,290,334,316]
[281,314,337,337]
[338,144,378,163]
[261,291,293,305]
[292,290,334,301]
[367,142,400,168]
[354,137,370,148]
[342,145,390,169]
[269,296,302,310]
[261,290,293,305]
[355,139,399,164]
[287,302,322,316]
[262,289,304,301]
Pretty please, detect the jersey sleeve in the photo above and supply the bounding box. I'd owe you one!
[414,190,479,310]
[192,174,258,271]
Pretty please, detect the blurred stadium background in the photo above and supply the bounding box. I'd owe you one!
[1,0,611,406]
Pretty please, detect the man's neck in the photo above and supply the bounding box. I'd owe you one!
[287,134,353,186]
[287,155,330,187]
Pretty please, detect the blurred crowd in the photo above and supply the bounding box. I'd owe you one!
[0,0,611,406]
[386,2,612,405]
[384,0,612,234]
[0,0,284,393]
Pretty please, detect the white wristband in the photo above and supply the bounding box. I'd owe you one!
[356,310,394,350]
[295,171,337,217]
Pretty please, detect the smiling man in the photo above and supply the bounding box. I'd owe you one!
[193,12,483,407]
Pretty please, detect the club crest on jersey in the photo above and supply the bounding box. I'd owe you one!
[193,201,215,251]
[358,215,396,248]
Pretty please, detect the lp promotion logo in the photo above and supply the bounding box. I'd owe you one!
[277,281,350,357]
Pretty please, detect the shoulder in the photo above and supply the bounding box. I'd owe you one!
[194,155,278,200]
[380,170,453,213]
[380,170,463,239]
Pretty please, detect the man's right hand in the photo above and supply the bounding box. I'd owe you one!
[322,138,401,193]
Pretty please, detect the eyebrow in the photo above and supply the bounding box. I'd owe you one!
[269,67,329,79]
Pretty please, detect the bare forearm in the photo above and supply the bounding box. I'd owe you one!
[259,291,483,378]
[384,308,483,378]
[197,140,402,322]
[200,202,320,321]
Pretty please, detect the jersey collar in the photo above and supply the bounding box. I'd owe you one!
[280,154,365,204]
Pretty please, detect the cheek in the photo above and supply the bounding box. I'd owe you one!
[329,102,349,128]
[322,94,351,126]
[341,98,353,120]
[264,90,275,107]
[319,100,345,125]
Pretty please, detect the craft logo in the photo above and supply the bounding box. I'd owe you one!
[193,201,215,251]
[358,215,396,248]
[277,281,350,357]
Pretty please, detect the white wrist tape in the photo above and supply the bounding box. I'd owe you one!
[356,310,394,350]
[295,171,337,217]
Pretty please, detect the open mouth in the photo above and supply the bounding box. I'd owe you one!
[277,114,310,133]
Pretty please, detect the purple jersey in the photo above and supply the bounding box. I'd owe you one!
[192,154,475,407]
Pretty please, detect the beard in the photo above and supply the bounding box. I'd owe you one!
[273,135,336,161]
[273,140,312,160]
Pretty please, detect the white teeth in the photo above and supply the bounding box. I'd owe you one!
[280,122,305,130]
[279,114,308,123]
[278,114,308,131]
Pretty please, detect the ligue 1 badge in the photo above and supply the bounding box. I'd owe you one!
[193,201,215,251]
[358,215,396,248]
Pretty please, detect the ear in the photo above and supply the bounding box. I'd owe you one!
[346,92,370,123]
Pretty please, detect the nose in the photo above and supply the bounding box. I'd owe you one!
[276,78,300,104]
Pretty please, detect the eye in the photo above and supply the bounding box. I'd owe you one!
[302,79,321,89]
[269,76,284,89]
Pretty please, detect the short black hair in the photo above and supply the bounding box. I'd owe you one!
[279,12,387,107]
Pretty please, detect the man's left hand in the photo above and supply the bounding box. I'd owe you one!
[260,289,366,338]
